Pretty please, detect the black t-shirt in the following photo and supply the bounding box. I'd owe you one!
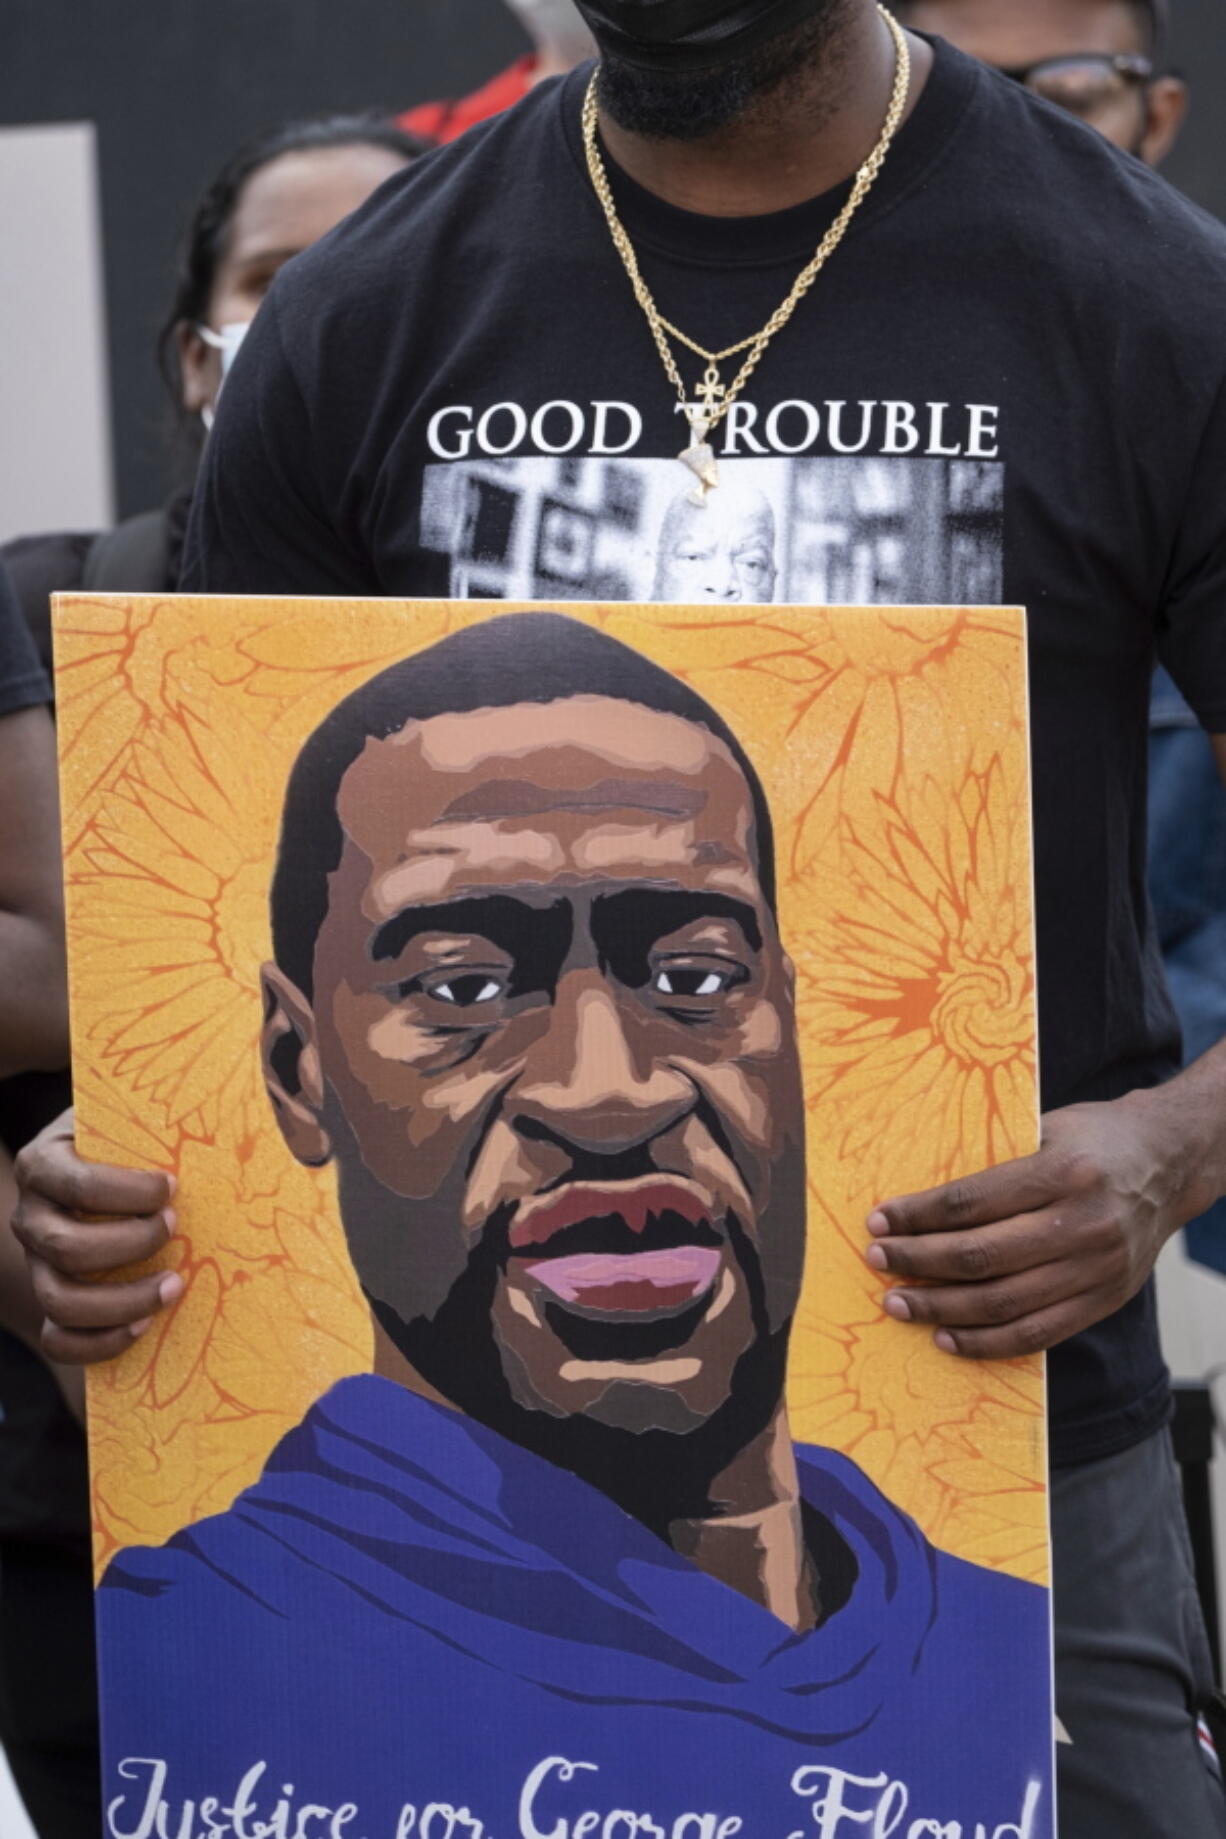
[183,39,1226,1468]
[0,561,50,717]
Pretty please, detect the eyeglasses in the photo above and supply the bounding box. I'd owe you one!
[998,53,1154,118]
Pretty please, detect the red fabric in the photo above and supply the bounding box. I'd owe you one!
[400,55,539,144]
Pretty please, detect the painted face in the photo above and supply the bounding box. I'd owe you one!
[652,488,779,604]
[301,694,806,1437]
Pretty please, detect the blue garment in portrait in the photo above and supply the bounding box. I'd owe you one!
[1150,668,1226,1277]
[98,1376,1053,1839]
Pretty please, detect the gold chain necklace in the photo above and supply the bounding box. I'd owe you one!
[582,4,911,503]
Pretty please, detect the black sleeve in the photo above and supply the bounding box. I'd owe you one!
[1158,373,1226,733]
[0,529,93,678]
[0,562,51,717]
[180,290,380,596]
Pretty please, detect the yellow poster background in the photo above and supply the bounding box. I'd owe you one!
[55,595,1044,1585]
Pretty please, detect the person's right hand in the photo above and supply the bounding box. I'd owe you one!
[12,1107,183,1365]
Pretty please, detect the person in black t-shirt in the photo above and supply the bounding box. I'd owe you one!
[890,2,1226,1300]
[892,0,1226,1820]
[0,562,78,1838]
[13,1,1226,1832]
[0,559,71,1238]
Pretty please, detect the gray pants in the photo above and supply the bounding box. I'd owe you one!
[1053,1426,1225,1836]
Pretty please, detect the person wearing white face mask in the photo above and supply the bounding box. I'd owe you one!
[193,322,251,430]
[401,0,596,141]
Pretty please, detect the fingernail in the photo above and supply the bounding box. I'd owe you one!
[866,1210,890,1237]
[162,1209,177,1236]
[129,1317,152,1339]
[166,1174,177,1199]
[883,1292,912,1321]
[158,1273,185,1306]
[865,1244,889,1271]
[934,1331,958,1355]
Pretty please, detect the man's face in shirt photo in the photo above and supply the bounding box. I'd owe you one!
[652,484,779,605]
[260,649,807,1446]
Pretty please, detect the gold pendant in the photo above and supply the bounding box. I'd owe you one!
[679,417,719,505]
[678,368,726,505]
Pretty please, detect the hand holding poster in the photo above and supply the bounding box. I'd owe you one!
[55,596,1052,1839]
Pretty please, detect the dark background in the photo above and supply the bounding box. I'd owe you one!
[2,0,1223,518]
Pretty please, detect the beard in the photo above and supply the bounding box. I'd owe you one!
[597,3,852,140]
[366,1207,793,1536]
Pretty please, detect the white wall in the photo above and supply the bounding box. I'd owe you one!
[0,121,113,544]
[1157,1239,1226,1649]
[0,1747,36,1839]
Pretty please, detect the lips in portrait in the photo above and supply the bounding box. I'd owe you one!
[505,1175,739,1355]
[479,1146,774,1436]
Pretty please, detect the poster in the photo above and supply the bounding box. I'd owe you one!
[56,595,1053,1839]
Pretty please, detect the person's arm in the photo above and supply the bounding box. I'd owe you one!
[1213,732,1226,784]
[0,563,77,1393]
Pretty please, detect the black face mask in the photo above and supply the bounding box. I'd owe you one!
[573,0,832,72]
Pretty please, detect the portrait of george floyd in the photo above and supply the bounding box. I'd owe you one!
[56,596,1053,1839]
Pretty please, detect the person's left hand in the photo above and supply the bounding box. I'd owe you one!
[865,1091,1198,1359]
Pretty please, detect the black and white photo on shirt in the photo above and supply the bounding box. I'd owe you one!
[421,451,1003,604]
